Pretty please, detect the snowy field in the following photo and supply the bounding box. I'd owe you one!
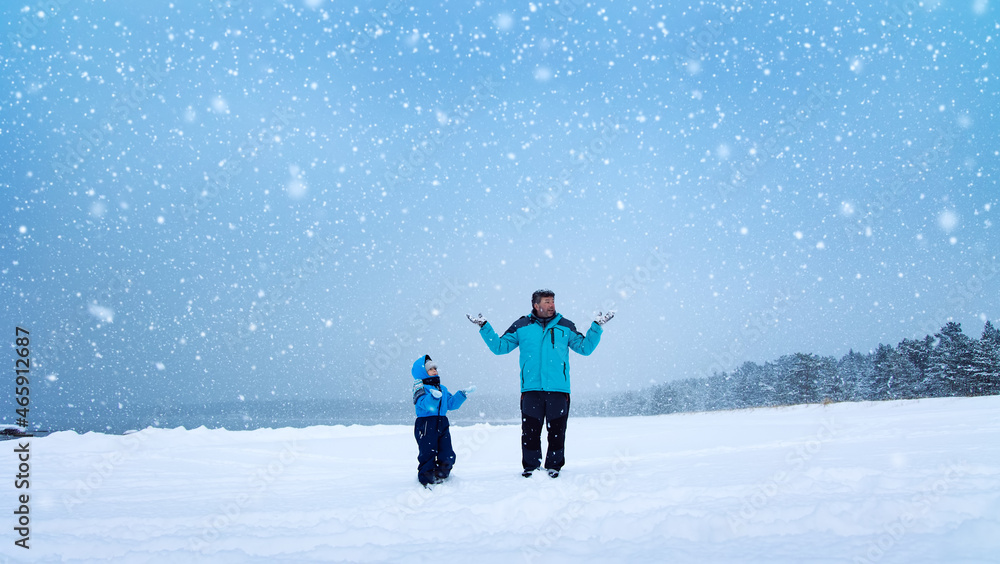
[4,396,1000,563]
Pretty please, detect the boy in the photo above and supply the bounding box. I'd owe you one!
[412,355,475,487]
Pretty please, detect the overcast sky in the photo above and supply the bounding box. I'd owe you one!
[2,0,997,415]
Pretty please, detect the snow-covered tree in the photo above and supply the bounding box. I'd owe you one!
[897,337,932,397]
[814,355,841,403]
[925,322,976,396]
[972,321,1000,396]
[837,349,875,402]
[872,344,897,400]
[730,361,767,409]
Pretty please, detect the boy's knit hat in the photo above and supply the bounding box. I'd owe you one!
[424,355,437,372]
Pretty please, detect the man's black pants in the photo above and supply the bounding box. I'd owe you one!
[520,391,570,472]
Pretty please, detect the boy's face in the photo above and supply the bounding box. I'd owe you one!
[427,366,439,376]
[533,296,555,317]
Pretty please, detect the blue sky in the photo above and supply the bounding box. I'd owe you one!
[2,0,997,415]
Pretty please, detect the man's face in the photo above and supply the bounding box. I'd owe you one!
[533,296,555,317]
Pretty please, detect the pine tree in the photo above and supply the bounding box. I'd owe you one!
[838,349,874,402]
[704,372,730,411]
[814,355,840,402]
[897,337,932,397]
[673,378,707,412]
[890,348,921,399]
[790,353,822,404]
[872,344,897,400]
[926,322,976,396]
[730,361,768,408]
[757,361,780,406]
[651,383,676,415]
[771,356,798,405]
[972,321,1000,396]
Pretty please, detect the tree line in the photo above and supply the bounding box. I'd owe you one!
[590,321,1000,417]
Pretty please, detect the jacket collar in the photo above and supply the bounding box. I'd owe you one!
[530,312,560,326]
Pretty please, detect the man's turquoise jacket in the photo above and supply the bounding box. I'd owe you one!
[478,312,602,393]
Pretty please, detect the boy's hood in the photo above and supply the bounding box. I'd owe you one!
[411,355,431,380]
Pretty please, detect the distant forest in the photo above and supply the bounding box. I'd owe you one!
[591,321,1000,417]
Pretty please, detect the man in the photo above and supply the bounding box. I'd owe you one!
[467,289,614,478]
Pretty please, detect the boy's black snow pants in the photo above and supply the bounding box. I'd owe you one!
[414,415,455,486]
[520,391,570,472]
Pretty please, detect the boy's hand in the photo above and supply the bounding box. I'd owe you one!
[461,385,477,395]
[594,311,615,326]
[429,388,443,399]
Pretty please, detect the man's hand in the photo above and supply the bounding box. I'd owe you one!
[466,313,487,328]
[595,311,615,326]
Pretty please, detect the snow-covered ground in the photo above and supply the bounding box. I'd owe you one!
[5,396,999,563]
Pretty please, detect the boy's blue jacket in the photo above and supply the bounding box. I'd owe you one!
[478,312,602,393]
[412,356,467,417]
